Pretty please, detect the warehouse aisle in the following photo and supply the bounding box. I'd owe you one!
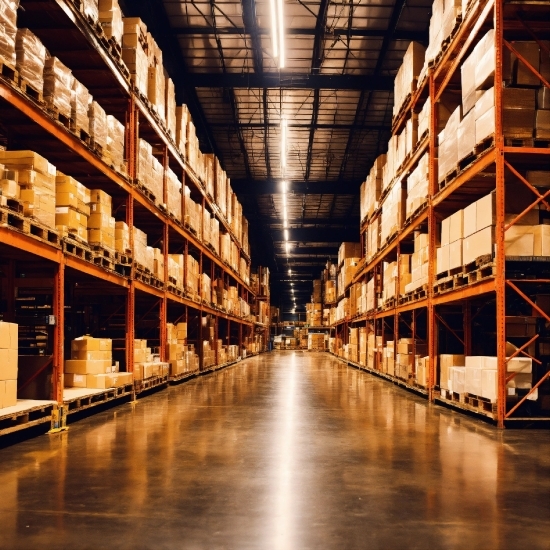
[0,351,549,550]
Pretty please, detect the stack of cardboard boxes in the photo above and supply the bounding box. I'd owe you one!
[106,115,126,174]
[1,150,56,229]
[89,100,108,151]
[133,339,169,381]
[0,322,18,409]
[98,0,124,47]
[15,28,46,91]
[55,173,90,242]
[44,56,72,119]
[166,322,199,376]
[380,182,406,245]
[406,153,429,219]
[122,17,148,97]
[65,336,132,389]
[404,232,429,293]
[0,0,17,66]
[88,189,115,250]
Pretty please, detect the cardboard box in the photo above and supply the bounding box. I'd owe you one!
[3,379,17,408]
[463,226,494,264]
[0,349,18,380]
[449,239,463,270]
[476,192,495,231]
[64,359,112,375]
[505,225,534,256]
[450,366,465,394]
[71,350,112,361]
[71,337,112,352]
[534,225,550,256]
[64,373,87,388]
[465,366,482,396]
[440,354,465,390]
[0,321,18,349]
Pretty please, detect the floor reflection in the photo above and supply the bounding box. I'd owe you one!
[0,351,548,549]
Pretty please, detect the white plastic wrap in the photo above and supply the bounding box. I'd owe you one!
[0,0,18,65]
[88,100,108,149]
[82,0,99,23]
[99,0,123,45]
[166,167,182,221]
[15,29,46,91]
[71,79,91,132]
[44,57,73,118]
[106,114,125,171]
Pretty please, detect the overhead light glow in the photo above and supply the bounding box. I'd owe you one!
[285,242,290,254]
[282,193,287,207]
[269,0,278,59]
[277,0,285,68]
[288,269,291,275]
[284,229,289,241]
[283,206,287,220]
[283,219,288,229]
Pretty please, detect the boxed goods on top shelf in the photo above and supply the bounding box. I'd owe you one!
[380,181,406,245]
[0,0,17,66]
[122,17,148,96]
[82,0,99,23]
[165,75,176,139]
[15,28,46,92]
[71,80,91,133]
[176,105,189,157]
[0,321,18,409]
[146,32,165,120]
[98,0,124,46]
[393,42,426,118]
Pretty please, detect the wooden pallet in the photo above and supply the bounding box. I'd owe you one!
[135,180,156,204]
[438,166,458,189]
[62,236,94,262]
[404,202,428,225]
[150,275,165,289]
[169,369,199,384]
[464,393,498,415]
[0,206,60,246]
[466,262,496,284]
[70,123,91,145]
[134,374,169,394]
[0,400,55,437]
[0,60,18,84]
[505,137,550,148]
[134,269,151,285]
[114,250,132,265]
[167,284,183,297]
[400,284,428,304]
[46,104,73,131]
[65,384,133,414]
[458,135,494,172]
[18,77,44,104]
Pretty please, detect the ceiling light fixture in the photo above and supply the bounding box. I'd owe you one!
[285,242,291,254]
[277,0,285,69]
[288,269,291,275]
[269,0,278,60]
[284,229,289,241]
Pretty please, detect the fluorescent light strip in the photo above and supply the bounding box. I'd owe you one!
[277,0,285,68]
[269,0,278,59]
[281,117,287,170]
[284,229,289,241]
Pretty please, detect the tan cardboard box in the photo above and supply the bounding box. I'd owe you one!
[89,189,112,208]
[72,337,112,352]
[64,373,87,388]
[436,245,449,274]
[476,192,495,231]
[449,239,463,270]
[0,380,5,408]
[109,372,132,387]
[0,321,18,349]
[534,225,550,256]
[505,225,534,256]
[86,374,111,389]
[449,209,464,243]
[0,349,18,380]
[64,359,111,375]
[463,226,494,264]
[463,201,477,238]
[440,354,465,390]
[71,350,112,361]
[3,379,17,408]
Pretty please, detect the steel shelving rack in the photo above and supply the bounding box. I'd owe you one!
[331,0,550,427]
[0,0,267,436]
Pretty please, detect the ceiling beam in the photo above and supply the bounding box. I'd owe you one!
[190,73,393,90]
[231,179,362,194]
[272,227,358,242]
[173,26,427,41]
[207,122,388,131]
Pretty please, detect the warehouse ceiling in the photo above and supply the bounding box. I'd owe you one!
[122,0,431,316]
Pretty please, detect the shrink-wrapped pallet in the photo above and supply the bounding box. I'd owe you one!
[167,254,183,288]
[44,57,73,119]
[89,100,108,150]
[166,167,182,221]
[71,80,91,133]
[153,247,164,281]
[165,75,176,138]
[393,42,426,117]
[15,29,46,92]
[211,217,220,255]
[122,17,148,97]
[176,105,189,156]
[99,0,124,46]
[437,106,461,183]
[106,115,125,172]
[0,0,18,66]
[114,221,130,254]
[406,153,429,219]
[380,181,406,245]
[82,0,99,22]
[147,64,165,120]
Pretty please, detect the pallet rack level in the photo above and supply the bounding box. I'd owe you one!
[0,0,268,437]
[337,0,550,427]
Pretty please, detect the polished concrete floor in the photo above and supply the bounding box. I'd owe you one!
[0,351,549,550]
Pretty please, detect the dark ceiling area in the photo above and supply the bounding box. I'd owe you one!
[122,0,431,316]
